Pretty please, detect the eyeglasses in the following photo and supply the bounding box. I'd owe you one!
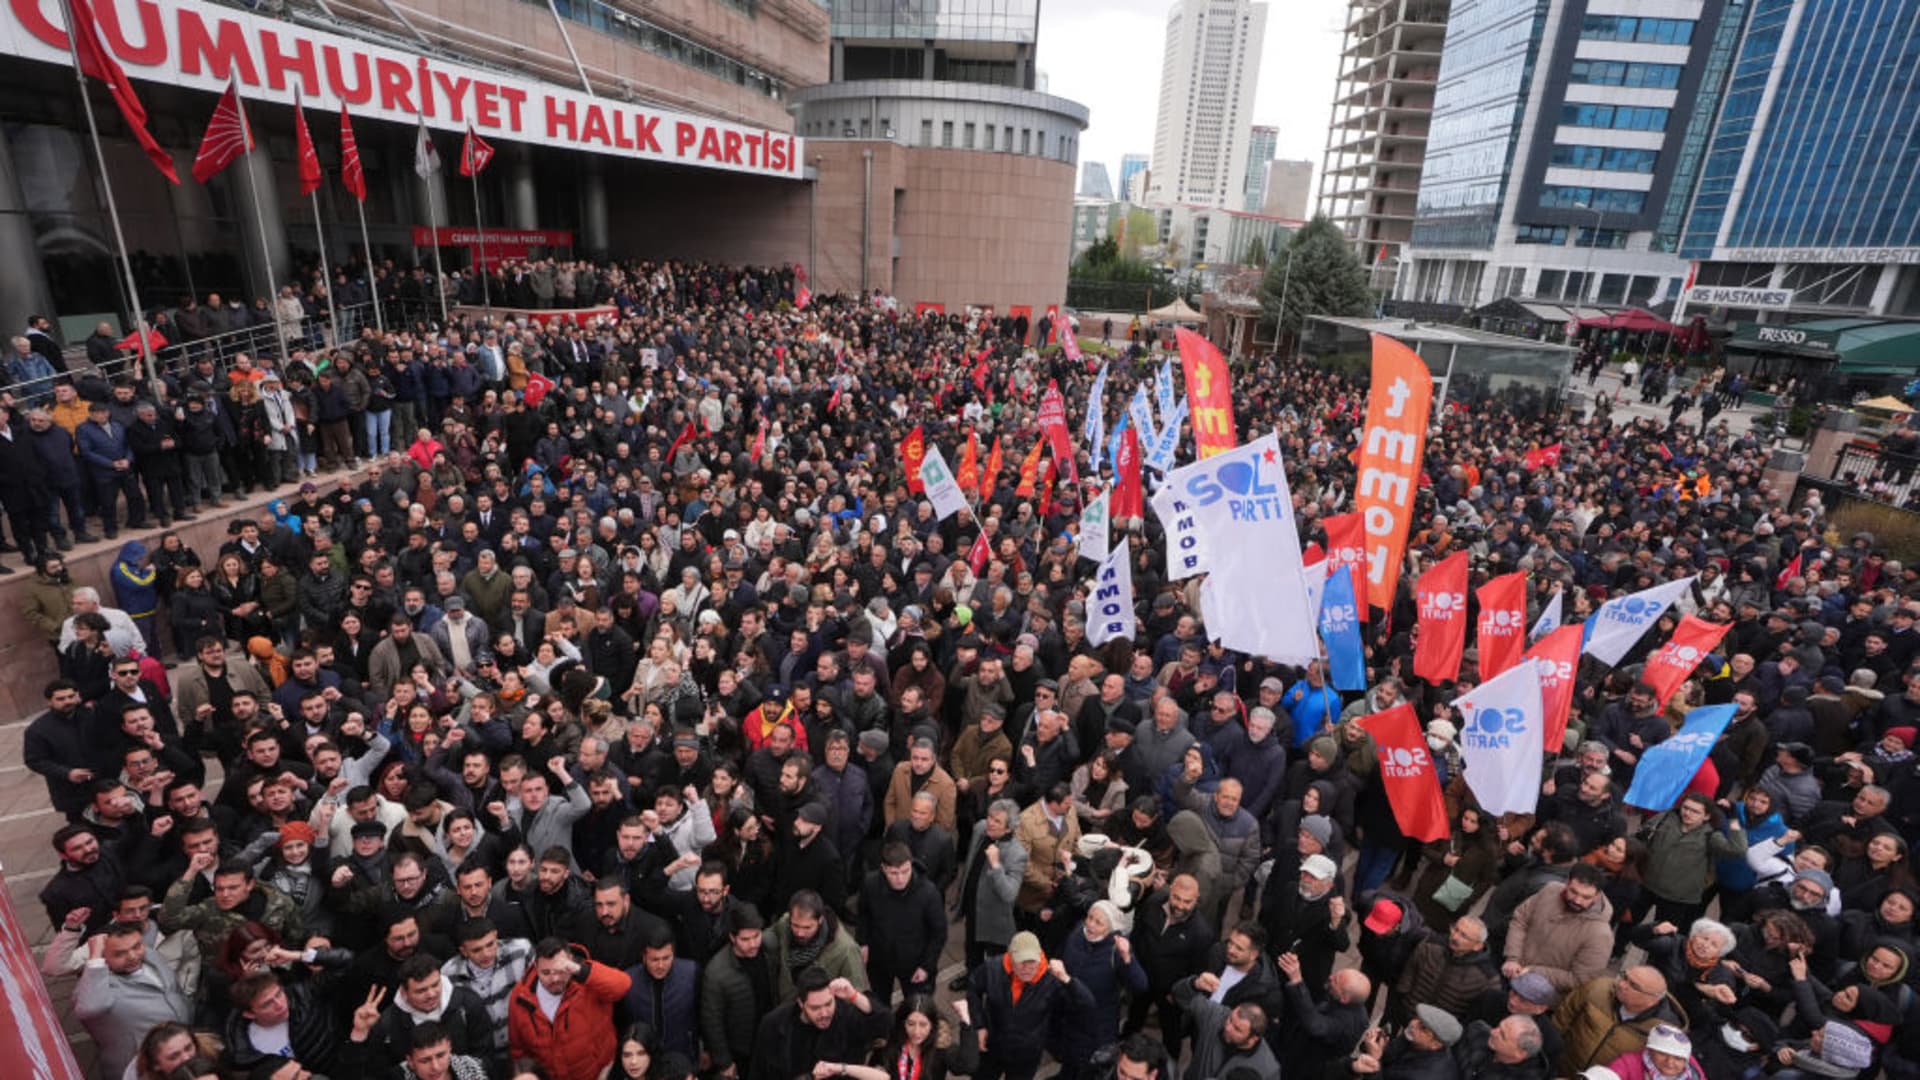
[989,766,1009,775]
[115,668,141,677]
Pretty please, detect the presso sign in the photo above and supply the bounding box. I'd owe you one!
[1756,326,1809,346]
[1686,285,1795,310]
[0,0,803,178]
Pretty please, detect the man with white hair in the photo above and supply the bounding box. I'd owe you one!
[58,586,142,655]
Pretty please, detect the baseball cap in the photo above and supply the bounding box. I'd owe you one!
[1645,1025,1690,1059]
[1363,898,1404,935]
[1007,931,1043,964]
[1301,854,1337,880]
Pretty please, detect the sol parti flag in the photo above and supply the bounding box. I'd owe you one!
[1450,661,1545,817]
[1413,551,1470,684]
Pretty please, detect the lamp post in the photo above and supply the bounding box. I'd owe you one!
[1574,199,1606,307]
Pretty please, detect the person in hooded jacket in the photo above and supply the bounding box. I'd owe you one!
[1054,900,1147,1080]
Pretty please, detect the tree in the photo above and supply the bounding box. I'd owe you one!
[1259,216,1372,348]
[1243,235,1268,268]
[1119,208,1160,260]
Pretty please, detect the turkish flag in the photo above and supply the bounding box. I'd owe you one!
[292,94,322,196]
[981,437,1003,501]
[339,105,367,201]
[1523,442,1563,470]
[1112,426,1144,520]
[1775,551,1804,590]
[957,431,980,495]
[65,0,178,183]
[1323,512,1369,622]
[1356,704,1451,843]
[902,425,927,493]
[460,125,495,176]
[1643,615,1733,707]
[1475,571,1529,680]
[1413,551,1470,684]
[795,284,812,310]
[665,421,696,465]
[191,81,253,183]
[523,371,554,407]
[1525,625,1584,752]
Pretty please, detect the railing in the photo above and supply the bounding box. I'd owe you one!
[1830,440,1920,508]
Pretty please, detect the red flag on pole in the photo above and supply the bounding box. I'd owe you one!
[64,0,178,183]
[523,371,554,407]
[1523,443,1563,470]
[795,283,812,310]
[1356,704,1450,843]
[1775,551,1803,590]
[967,530,991,575]
[1643,615,1734,707]
[1013,439,1043,497]
[1038,382,1079,485]
[1036,459,1055,517]
[459,125,495,177]
[1412,551,1470,684]
[292,94,322,196]
[749,420,768,465]
[1111,426,1143,520]
[1475,571,1529,680]
[957,432,980,495]
[981,436,1003,500]
[191,80,252,183]
[1525,625,1585,752]
[826,379,843,415]
[971,348,991,392]
[902,426,927,493]
[338,105,366,201]
[1322,512,1369,622]
[665,421,695,465]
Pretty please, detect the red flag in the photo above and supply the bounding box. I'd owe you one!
[665,421,695,465]
[1038,382,1079,485]
[1775,551,1803,590]
[827,379,843,415]
[1475,571,1529,680]
[902,425,927,493]
[957,432,980,495]
[1525,625,1585,752]
[191,81,252,183]
[1014,440,1043,497]
[64,0,178,183]
[292,94,321,196]
[1413,551,1470,684]
[1177,328,1237,459]
[1643,615,1734,707]
[1354,334,1433,614]
[1523,442,1563,470]
[1037,459,1054,516]
[523,371,554,407]
[981,437,1003,500]
[338,105,366,201]
[1356,704,1451,843]
[795,283,812,310]
[967,530,991,575]
[1322,512,1369,623]
[971,348,991,392]
[749,420,768,465]
[459,125,495,176]
[1112,426,1144,520]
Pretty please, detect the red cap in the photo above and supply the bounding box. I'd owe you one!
[1364,899,1404,935]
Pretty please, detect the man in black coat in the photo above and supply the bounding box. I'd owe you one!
[24,680,100,819]
[1279,956,1370,1080]
[1127,873,1216,1052]
[969,931,1094,1080]
[125,401,192,526]
[857,842,947,1002]
[748,967,889,1080]
[769,801,845,915]
[1259,852,1350,1000]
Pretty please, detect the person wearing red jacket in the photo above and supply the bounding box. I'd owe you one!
[508,938,633,1080]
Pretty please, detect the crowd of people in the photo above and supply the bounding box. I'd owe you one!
[14,255,1920,1080]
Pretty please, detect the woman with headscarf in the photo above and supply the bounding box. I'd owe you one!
[1052,899,1146,1080]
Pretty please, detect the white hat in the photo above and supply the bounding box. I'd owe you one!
[1581,1070,1621,1080]
[1645,1026,1691,1058]
[1301,854,1338,880]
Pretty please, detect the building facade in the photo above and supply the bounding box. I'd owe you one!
[1243,124,1278,210]
[1263,159,1315,218]
[1677,0,1920,326]
[790,0,1087,310]
[1148,0,1269,207]
[1118,152,1152,201]
[0,0,830,336]
[1317,0,1448,294]
[1081,160,1115,198]
[1398,0,1740,312]
[1156,203,1299,272]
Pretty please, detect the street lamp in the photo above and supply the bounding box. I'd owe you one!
[1574,199,1605,307]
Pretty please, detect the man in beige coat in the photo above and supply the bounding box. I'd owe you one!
[1502,863,1614,993]
[1013,781,1081,915]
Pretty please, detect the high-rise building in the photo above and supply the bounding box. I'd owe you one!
[1148,0,1269,207]
[1263,160,1315,220]
[1081,161,1115,199]
[1679,0,1920,328]
[792,0,1089,308]
[1399,0,1741,311]
[1318,0,1449,294]
[1118,153,1152,200]
[1244,124,1278,210]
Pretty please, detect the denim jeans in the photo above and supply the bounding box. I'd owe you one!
[363,409,392,457]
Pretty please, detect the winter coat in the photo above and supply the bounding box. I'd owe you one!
[1642,811,1746,904]
[1132,887,1217,994]
[1173,975,1282,1080]
[111,541,157,618]
[1058,930,1148,1061]
[884,761,959,833]
[699,946,774,1072]
[508,782,592,869]
[1454,1020,1553,1080]
[1505,882,1616,992]
[1132,716,1198,780]
[159,878,304,959]
[858,867,947,980]
[811,761,875,859]
[73,954,192,1080]
[368,632,450,705]
[968,954,1094,1067]
[23,569,72,643]
[960,819,1028,947]
[618,956,700,1057]
[1225,727,1288,819]
[1014,799,1082,911]
[367,978,497,1066]
[506,951,631,1080]
[1394,937,1502,1025]
[1552,975,1690,1075]
[766,911,868,1002]
[223,979,339,1072]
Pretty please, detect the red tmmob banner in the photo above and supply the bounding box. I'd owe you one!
[1,0,804,179]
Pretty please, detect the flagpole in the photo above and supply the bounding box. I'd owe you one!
[57,0,155,386]
[423,157,449,325]
[310,189,338,347]
[469,162,491,309]
[356,198,383,332]
[230,82,286,355]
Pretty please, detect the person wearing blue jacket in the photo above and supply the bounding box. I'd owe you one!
[27,409,93,547]
[1224,707,1287,822]
[1283,661,1343,748]
[76,400,146,538]
[1717,785,1790,923]
[110,540,159,657]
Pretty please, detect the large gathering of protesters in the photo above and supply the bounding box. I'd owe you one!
[11,255,1920,1080]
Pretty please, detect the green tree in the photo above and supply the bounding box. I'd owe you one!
[1243,235,1268,268]
[1120,208,1160,260]
[1260,216,1372,347]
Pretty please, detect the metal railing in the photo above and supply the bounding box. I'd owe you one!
[1830,440,1920,508]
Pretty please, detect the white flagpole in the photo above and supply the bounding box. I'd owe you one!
[230,81,286,354]
[424,162,449,326]
[57,0,155,385]
[297,94,338,349]
[356,198,382,332]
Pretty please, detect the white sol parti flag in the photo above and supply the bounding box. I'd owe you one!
[1450,660,1545,816]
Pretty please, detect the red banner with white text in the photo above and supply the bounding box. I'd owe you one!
[1357,704,1451,843]
[1475,571,1529,680]
[1643,615,1733,707]
[1413,551,1469,684]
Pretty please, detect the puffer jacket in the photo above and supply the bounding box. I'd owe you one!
[506,950,631,1080]
[1505,881,1615,992]
[1395,936,1502,1023]
[1553,975,1690,1075]
[111,541,157,619]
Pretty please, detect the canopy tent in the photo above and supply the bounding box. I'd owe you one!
[1577,307,1681,335]
[1149,297,1204,323]
[1859,395,1915,413]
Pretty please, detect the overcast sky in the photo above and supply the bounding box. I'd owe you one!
[1038,0,1350,199]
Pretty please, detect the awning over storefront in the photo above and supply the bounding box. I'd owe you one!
[1725,318,1920,375]
[1577,307,1681,334]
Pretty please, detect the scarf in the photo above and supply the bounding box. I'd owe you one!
[1001,949,1048,1005]
[787,926,828,974]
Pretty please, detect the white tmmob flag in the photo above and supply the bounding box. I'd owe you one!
[1078,489,1111,562]
[1088,540,1136,646]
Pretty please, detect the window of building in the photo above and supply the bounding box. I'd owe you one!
[984,126,995,151]
[964,122,976,149]
[1627,275,1661,305]
[1515,225,1569,245]
[1549,145,1660,173]
[921,119,933,146]
[1559,104,1670,131]
[1536,269,1566,298]
[942,121,954,147]
[859,118,871,138]
[1538,186,1647,213]
[1563,271,1591,302]
[1568,60,1684,89]
[1021,129,1031,154]
[1575,227,1630,249]
[1597,273,1630,304]
[1004,126,1014,152]
[1580,15,1695,44]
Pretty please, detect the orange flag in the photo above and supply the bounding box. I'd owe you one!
[902,426,927,494]
[981,437,1004,500]
[957,431,980,495]
[1353,333,1432,613]
[1176,327,1237,459]
[1014,440,1044,497]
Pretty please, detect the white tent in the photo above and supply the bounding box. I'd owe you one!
[1149,297,1204,323]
